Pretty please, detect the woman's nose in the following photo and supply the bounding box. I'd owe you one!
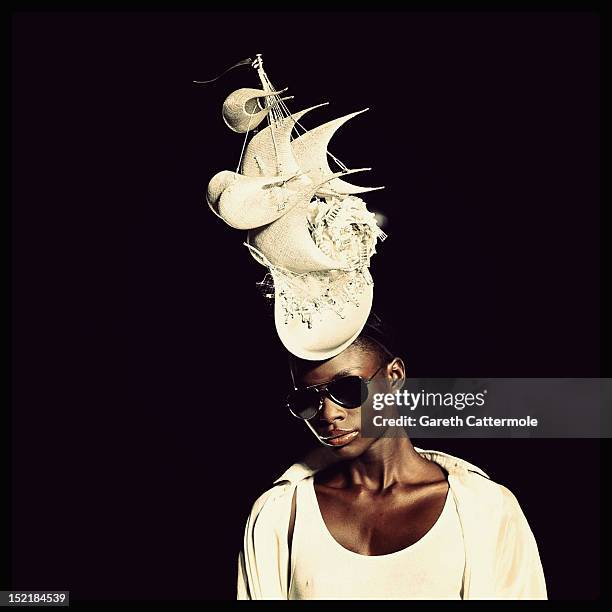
[318,395,347,423]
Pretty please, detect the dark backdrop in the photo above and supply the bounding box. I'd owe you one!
[10,11,600,601]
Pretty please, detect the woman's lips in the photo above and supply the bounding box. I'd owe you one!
[322,430,359,447]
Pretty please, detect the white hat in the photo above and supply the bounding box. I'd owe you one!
[245,193,386,360]
[205,55,387,360]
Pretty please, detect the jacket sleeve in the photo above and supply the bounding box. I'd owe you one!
[236,484,293,600]
[237,549,250,600]
[493,485,547,599]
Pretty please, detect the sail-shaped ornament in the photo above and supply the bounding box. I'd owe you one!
[240,103,328,178]
[291,109,385,196]
[207,170,315,230]
[222,86,288,133]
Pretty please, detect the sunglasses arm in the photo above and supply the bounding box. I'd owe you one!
[288,354,298,390]
[304,417,337,447]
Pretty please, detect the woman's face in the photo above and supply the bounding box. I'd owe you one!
[289,343,403,457]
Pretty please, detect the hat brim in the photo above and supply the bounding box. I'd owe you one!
[274,282,374,361]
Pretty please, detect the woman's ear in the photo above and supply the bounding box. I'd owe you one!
[388,357,406,389]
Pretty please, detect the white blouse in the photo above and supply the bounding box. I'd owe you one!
[288,475,465,600]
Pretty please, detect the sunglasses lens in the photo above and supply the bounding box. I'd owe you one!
[328,376,368,408]
[287,389,320,420]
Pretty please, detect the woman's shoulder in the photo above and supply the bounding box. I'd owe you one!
[246,478,304,524]
[449,464,531,529]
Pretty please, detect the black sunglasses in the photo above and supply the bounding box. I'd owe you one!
[286,364,384,420]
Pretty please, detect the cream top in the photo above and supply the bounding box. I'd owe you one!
[288,475,465,600]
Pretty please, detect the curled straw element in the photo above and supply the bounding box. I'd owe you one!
[222,87,289,134]
[307,195,386,271]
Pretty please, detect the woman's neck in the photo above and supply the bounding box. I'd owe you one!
[342,435,442,491]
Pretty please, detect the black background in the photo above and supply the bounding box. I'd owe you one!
[10,11,600,600]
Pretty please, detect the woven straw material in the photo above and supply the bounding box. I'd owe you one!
[222,87,285,133]
[244,169,374,273]
[247,196,347,273]
[291,109,384,195]
[240,103,328,178]
[207,170,313,230]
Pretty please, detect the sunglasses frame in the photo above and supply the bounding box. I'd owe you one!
[286,363,385,420]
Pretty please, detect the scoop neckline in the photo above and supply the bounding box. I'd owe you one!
[307,475,452,559]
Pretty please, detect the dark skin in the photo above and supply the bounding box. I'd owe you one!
[287,343,449,556]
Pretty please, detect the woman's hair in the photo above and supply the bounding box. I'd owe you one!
[352,311,399,364]
[286,311,400,367]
